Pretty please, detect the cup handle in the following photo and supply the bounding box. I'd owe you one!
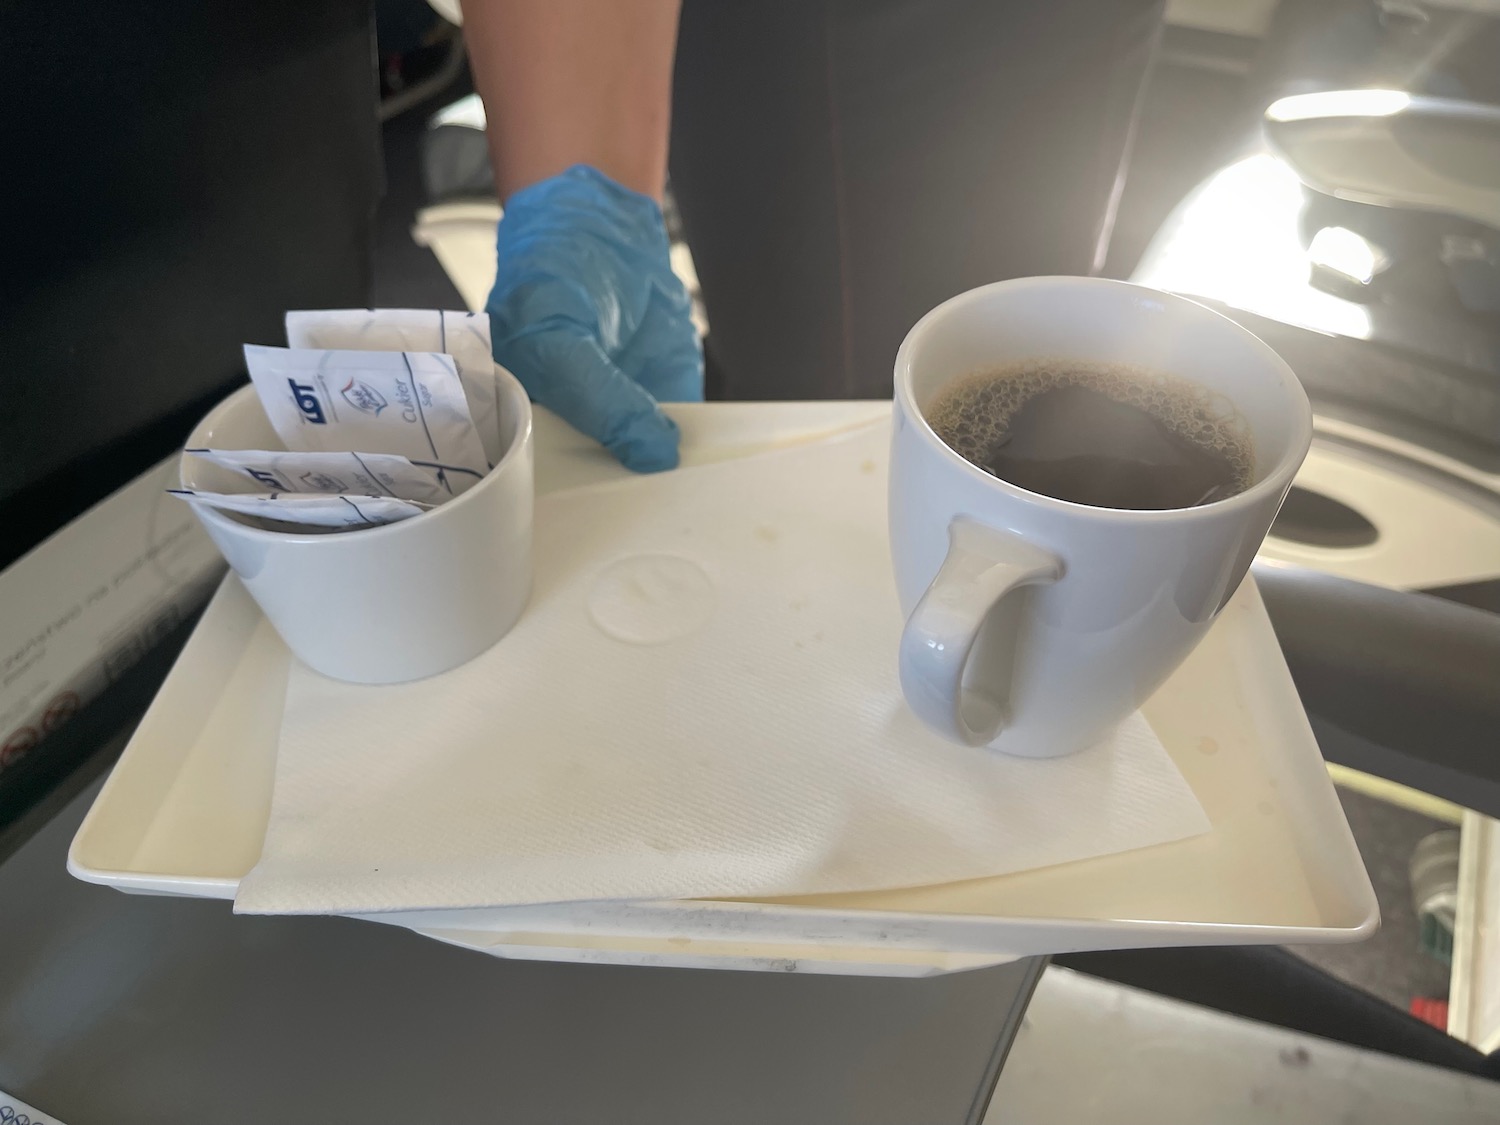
[898,517,1062,746]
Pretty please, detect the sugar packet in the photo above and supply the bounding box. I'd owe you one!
[185,449,452,505]
[169,489,433,530]
[243,345,489,496]
[285,309,502,466]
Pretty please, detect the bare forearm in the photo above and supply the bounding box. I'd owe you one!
[462,0,681,201]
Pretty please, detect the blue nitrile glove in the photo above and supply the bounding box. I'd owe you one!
[487,165,704,472]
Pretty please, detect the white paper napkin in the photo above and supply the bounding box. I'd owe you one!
[236,423,1209,915]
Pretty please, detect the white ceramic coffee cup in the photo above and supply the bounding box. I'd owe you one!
[179,368,533,684]
[891,277,1311,757]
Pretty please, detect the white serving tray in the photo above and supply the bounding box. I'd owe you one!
[69,403,1378,976]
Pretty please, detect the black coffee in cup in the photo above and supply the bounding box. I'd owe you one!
[926,359,1254,510]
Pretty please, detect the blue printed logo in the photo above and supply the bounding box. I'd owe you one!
[245,467,288,490]
[288,378,327,424]
[341,378,388,416]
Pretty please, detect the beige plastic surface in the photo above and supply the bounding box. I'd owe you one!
[69,402,1377,975]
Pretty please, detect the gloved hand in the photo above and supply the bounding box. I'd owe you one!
[487,165,703,472]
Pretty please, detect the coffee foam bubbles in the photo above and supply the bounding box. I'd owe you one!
[925,358,1254,490]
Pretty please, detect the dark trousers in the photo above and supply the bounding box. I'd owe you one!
[669,0,1165,401]
[1,0,380,564]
